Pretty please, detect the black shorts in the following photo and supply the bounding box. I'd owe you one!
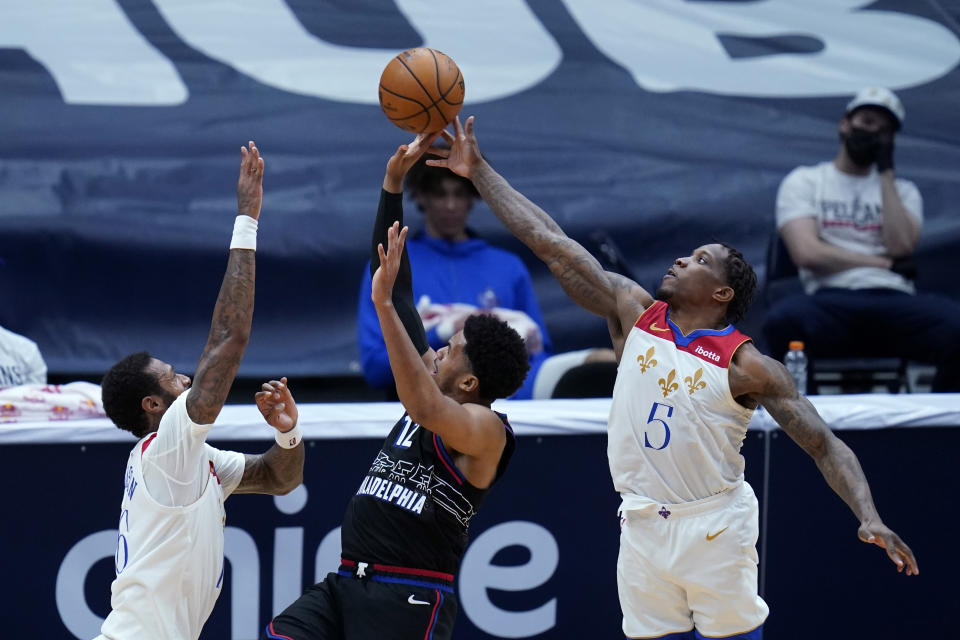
[264,560,457,640]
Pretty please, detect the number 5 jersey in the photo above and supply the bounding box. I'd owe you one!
[608,301,755,505]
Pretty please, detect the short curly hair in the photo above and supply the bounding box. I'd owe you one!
[101,351,170,437]
[719,242,757,324]
[462,314,530,402]
[404,145,480,201]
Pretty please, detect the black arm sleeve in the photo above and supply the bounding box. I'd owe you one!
[370,189,430,356]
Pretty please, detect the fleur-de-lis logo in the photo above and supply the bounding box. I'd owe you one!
[685,367,707,395]
[636,346,658,373]
[658,369,679,397]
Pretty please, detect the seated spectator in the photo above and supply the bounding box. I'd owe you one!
[763,87,960,391]
[0,324,47,387]
[358,149,552,399]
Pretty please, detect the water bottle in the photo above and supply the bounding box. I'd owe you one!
[784,340,808,394]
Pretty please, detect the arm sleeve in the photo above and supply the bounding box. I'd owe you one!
[370,189,429,356]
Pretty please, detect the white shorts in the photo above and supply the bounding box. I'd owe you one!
[617,482,768,638]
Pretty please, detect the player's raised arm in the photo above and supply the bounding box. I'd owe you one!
[234,377,305,495]
[370,134,445,371]
[186,142,263,425]
[372,221,505,462]
[429,117,653,331]
[731,342,918,576]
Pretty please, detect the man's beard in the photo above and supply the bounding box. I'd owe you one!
[654,286,672,302]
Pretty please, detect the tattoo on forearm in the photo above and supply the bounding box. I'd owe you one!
[473,166,616,315]
[766,393,878,522]
[190,250,255,422]
[236,444,305,494]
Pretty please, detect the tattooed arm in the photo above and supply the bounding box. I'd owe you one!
[186,142,264,425]
[429,118,652,340]
[234,378,304,495]
[730,342,918,575]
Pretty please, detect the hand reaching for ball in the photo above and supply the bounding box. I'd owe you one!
[382,130,445,193]
[427,116,484,180]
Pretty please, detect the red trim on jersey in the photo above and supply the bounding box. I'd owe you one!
[266,621,296,640]
[634,301,752,369]
[424,589,442,640]
[140,432,157,455]
[340,558,455,583]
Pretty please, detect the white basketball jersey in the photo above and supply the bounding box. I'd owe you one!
[609,301,755,504]
[100,393,242,640]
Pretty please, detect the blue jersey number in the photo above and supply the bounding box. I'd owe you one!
[644,402,673,450]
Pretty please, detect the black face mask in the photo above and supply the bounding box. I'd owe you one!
[842,127,881,166]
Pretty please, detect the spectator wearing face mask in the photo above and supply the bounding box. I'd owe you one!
[762,87,960,391]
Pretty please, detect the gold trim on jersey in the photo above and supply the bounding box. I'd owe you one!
[636,346,658,373]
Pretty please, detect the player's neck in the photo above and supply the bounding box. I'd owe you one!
[667,304,727,334]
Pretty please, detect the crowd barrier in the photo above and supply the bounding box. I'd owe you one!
[2,395,956,639]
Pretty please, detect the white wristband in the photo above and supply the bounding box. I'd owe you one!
[275,423,302,449]
[230,215,258,250]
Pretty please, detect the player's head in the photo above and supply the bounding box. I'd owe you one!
[432,314,529,404]
[101,351,192,437]
[838,87,902,166]
[655,243,757,324]
[405,145,480,241]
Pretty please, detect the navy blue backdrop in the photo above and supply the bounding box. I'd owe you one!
[1,1,959,377]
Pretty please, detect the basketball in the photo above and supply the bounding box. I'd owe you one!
[378,48,465,135]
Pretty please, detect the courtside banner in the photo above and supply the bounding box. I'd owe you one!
[1,2,959,375]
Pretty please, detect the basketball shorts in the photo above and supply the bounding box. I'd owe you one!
[617,481,768,639]
[264,559,457,640]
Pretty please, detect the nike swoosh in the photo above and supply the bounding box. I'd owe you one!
[408,595,431,606]
[706,526,729,541]
[649,322,670,332]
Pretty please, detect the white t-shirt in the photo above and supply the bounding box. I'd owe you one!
[0,325,47,387]
[775,161,922,294]
[98,390,245,640]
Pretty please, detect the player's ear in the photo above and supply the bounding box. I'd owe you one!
[458,373,479,395]
[141,395,165,415]
[713,285,734,305]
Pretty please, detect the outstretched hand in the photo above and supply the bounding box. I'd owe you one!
[858,520,918,576]
[426,116,483,179]
[238,141,265,219]
[255,377,298,433]
[371,221,408,306]
[383,130,445,193]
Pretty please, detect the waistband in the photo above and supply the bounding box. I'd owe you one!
[619,480,750,520]
[338,558,455,591]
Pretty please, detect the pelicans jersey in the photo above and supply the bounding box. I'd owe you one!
[609,301,755,505]
[610,301,768,639]
[98,392,244,640]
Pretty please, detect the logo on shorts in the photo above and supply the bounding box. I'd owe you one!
[706,526,728,541]
[658,506,671,519]
[408,595,431,606]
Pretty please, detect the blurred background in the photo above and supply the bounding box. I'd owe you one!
[2,2,959,639]
[2,0,958,400]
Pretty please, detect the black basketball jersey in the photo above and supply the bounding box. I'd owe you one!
[341,410,515,575]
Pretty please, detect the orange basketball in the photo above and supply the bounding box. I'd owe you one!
[378,48,465,135]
